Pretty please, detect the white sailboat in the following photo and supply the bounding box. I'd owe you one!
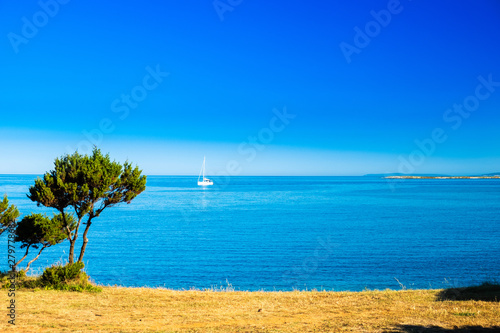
[198,156,213,186]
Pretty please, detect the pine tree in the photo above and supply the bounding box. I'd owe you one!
[14,213,74,271]
[27,148,147,263]
[0,195,19,236]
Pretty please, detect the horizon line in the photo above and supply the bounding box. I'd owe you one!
[1,173,499,177]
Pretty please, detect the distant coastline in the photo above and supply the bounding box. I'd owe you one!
[385,175,500,179]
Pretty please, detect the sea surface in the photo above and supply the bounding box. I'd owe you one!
[1,175,499,291]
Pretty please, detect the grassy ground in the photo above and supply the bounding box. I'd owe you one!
[1,287,499,332]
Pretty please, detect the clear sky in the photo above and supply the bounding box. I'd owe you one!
[1,0,500,176]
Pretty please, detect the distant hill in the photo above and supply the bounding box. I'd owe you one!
[364,173,448,177]
[365,172,500,178]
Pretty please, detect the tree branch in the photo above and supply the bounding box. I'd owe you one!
[25,244,48,272]
[13,244,31,270]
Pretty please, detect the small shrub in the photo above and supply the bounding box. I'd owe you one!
[17,270,26,279]
[1,264,101,292]
[40,262,85,286]
[0,270,39,289]
[19,278,39,289]
[38,262,102,292]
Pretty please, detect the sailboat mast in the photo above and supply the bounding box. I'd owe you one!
[197,156,213,186]
[203,156,205,180]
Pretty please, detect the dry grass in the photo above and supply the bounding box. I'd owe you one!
[1,287,499,332]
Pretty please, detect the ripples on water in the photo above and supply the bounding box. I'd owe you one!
[0,175,498,291]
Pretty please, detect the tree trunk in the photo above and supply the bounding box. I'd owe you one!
[67,224,77,264]
[78,219,92,262]
[61,209,76,264]
[25,245,48,272]
[65,214,82,265]
[68,239,76,264]
[13,245,31,271]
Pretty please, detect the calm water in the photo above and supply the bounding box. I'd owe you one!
[1,175,499,291]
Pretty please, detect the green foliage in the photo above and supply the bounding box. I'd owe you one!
[0,195,20,235]
[50,212,77,239]
[27,147,147,263]
[0,264,102,293]
[13,212,75,271]
[15,213,73,249]
[42,281,102,292]
[39,262,101,292]
[453,311,476,317]
[0,270,38,289]
[40,262,85,285]
[28,147,147,218]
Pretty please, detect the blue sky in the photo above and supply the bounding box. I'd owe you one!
[1,0,500,175]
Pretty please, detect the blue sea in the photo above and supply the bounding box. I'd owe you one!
[1,175,499,291]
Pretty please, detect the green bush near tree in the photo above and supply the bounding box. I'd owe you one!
[1,262,102,292]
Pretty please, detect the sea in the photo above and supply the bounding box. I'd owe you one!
[1,175,499,291]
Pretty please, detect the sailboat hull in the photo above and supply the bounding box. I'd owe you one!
[198,180,213,186]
